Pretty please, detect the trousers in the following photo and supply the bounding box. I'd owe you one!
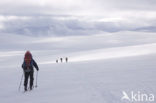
[24,71,34,88]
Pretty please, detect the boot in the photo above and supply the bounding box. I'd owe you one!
[30,86,33,90]
[24,86,27,91]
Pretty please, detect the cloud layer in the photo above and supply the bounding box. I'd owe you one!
[0,0,156,36]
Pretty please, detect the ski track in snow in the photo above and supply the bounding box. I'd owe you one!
[0,54,156,103]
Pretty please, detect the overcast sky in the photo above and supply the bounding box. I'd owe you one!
[0,0,156,36]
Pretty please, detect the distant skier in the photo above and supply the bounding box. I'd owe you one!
[60,58,63,63]
[65,57,68,63]
[56,60,58,63]
[22,51,39,91]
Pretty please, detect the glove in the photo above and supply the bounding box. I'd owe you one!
[37,68,39,71]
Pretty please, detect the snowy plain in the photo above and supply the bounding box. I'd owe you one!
[0,31,156,103]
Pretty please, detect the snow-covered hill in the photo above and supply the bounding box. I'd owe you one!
[0,32,156,103]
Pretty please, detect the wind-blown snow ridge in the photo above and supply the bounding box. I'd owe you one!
[38,43,156,64]
[70,43,156,62]
[0,51,24,57]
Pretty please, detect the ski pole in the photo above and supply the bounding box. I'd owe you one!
[35,71,38,88]
[18,72,24,91]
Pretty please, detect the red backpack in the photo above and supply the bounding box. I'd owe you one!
[24,51,32,68]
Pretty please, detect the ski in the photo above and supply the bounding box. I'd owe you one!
[23,89,33,93]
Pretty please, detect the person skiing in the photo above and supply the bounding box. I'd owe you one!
[56,59,58,63]
[60,58,63,63]
[65,57,68,63]
[22,51,39,91]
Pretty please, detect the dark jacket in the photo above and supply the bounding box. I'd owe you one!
[22,59,39,72]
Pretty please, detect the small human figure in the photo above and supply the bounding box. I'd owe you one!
[60,58,63,63]
[65,57,68,63]
[22,51,39,91]
[56,60,58,63]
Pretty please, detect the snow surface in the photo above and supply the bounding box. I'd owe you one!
[0,31,156,103]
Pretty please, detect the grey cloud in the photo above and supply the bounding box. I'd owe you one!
[0,16,98,36]
[0,0,156,16]
[96,0,156,11]
[1,15,156,36]
[0,0,156,36]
